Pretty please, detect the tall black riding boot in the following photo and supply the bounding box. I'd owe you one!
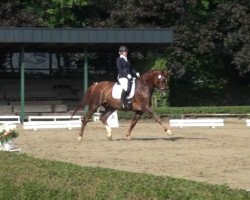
[121,89,129,109]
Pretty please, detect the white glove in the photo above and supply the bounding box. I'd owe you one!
[127,74,132,79]
[136,72,140,77]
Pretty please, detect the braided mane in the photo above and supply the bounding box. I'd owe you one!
[140,70,161,81]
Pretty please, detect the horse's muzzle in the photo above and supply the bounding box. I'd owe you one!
[159,86,167,91]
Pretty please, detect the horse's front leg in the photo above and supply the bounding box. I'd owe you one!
[126,111,143,140]
[146,108,173,135]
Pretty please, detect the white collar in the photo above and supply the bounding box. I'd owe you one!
[120,54,128,62]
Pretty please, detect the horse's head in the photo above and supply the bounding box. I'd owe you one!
[153,70,170,91]
[139,70,170,91]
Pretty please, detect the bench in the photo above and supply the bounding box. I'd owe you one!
[0,106,13,114]
[0,116,20,124]
[246,119,250,127]
[170,119,224,128]
[23,115,82,130]
[14,104,68,113]
[10,100,63,106]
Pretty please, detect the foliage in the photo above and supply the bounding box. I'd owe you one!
[0,124,19,143]
[104,0,184,28]
[24,0,89,28]
[118,106,250,119]
[0,0,249,106]
[0,151,249,200]
[153,105,250,118]
[0,1,39,27]
[150,56,170,107]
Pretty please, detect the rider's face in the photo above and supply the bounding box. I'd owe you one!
[121,51,128,56]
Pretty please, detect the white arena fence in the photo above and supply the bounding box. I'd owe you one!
[92,112,101,122]
[169,119,224,128]
[1,115,249,129]
[107,111,119,128]
[246,119,250,127]
[23,115,82,130]
[0,116,20,125]
[92,111,119,128]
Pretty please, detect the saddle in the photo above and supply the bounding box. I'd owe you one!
[112,78,136,100]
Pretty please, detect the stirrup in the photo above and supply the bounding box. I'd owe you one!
[122,99,131,109]
[122,104,130,109]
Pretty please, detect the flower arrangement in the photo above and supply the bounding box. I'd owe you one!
[0,124,19,144]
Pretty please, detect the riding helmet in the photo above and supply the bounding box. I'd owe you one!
[119,46,128,52]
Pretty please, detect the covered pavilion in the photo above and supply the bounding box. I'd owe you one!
[0,27,173,122]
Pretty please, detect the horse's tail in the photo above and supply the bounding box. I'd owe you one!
[71,83,97,118]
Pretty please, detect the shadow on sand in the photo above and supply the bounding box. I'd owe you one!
[114,136,207,142]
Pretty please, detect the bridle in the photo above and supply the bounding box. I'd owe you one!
[157,74,167,90]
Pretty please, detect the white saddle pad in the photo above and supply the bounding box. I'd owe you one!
[112,79,136,99]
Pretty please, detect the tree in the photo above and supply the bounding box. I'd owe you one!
[1,0,249,106]
[25,0,89,27]
[0,0,39,27]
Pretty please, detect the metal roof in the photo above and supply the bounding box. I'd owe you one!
[0,27,173,52]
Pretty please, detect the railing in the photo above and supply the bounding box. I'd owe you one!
[246,119,250,127]
[170,119,224,128]
[23,115,82,130]
[0,116,20,124]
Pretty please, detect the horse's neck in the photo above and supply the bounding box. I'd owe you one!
[137,78,155,97]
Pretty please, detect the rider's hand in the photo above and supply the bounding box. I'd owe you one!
[127,74,132,79]
[136,72,140,77]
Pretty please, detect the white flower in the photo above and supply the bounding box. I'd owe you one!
[0,124,16,132]
[0,125,3,133]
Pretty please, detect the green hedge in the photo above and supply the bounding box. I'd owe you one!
[118,106,250,119]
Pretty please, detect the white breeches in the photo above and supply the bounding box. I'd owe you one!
[118,78,128,91]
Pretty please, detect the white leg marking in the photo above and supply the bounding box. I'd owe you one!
[167,129,174,135]
[105,125,112,140]
[78,136,82,141]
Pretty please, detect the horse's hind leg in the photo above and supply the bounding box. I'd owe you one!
[78,109,95,141]
[99,108,115,140]
[126,111,143,140]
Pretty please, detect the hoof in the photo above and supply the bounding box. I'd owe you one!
[167,129,174,135]
[77,136,82,141]
[126,136,131,141]
[107,136,112,141]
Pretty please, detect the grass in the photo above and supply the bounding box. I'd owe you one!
[0,151,249,200]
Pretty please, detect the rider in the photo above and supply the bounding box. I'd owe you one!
[116,46,140,109]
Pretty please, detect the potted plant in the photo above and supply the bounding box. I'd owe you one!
[0,124,19,151]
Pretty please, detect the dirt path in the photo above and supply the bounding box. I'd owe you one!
[15,118,250,190]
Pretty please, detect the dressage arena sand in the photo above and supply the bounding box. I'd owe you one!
[16,118,250,190]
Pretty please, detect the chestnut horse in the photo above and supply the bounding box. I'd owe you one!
[72,70,173,141]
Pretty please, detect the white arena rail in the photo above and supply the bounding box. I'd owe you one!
[170,118,224,128]
[246,119,250,127]
[0,116,20,124]
[92,112,101,122]
[92,111,119,128]
[23,115,82,130]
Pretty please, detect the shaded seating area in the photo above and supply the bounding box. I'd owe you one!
[0,27,173,122]
[0,79,82,116]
